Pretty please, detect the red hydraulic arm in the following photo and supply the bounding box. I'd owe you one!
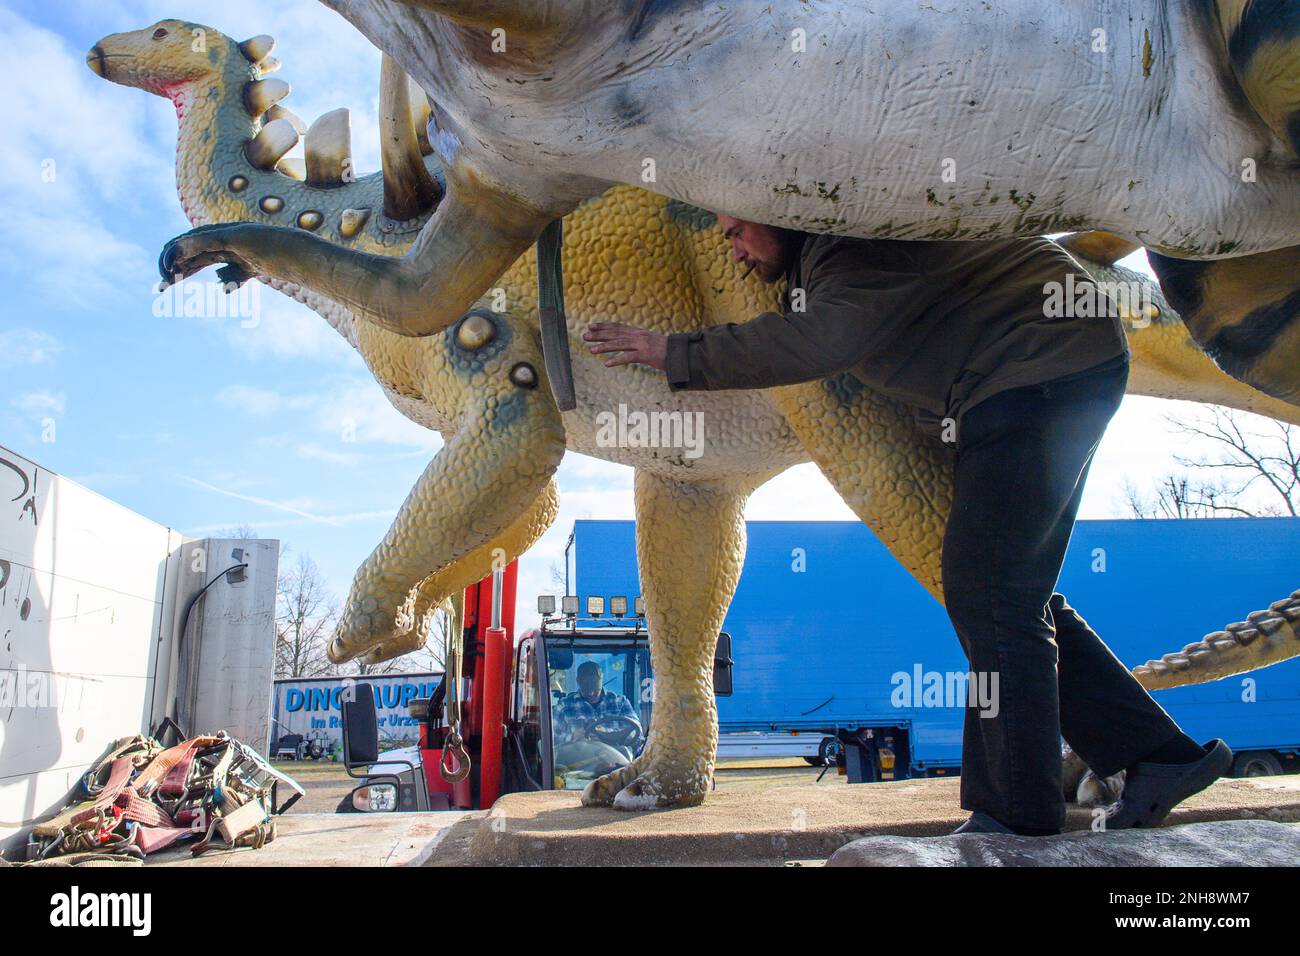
[423,562,517,810]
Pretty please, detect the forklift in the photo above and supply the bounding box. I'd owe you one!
[339,561,734,812]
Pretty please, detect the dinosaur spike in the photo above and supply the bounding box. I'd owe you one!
[1057,231,1142,267]
[338,208,371,239]
[408,75,433,156]
[276,157,306,181]
[239,35,275,64]
[266,104,306,136]
[257,56,282,75]
[304,108,353,187]
[244,117,299,170]
[244,78,290,117]
[380,55,437,220]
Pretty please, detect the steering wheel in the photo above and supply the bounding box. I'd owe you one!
[587,715,644,751]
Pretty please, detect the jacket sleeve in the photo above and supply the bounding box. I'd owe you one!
[664,238,927,391]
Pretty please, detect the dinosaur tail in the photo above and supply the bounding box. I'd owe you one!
[1213,0,1300,158]
[1131,588,1300,690]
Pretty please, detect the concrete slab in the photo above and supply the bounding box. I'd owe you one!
[148,811,483,867]
[455,775,1300,866]
[826,819,1300,867]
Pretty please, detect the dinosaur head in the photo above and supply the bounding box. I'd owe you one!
[86,20,271,98]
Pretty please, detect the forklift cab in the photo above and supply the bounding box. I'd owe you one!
[339,584,733,811]
[513,595,733,793]
[514,625,652,792]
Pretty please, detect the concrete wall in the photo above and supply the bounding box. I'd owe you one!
[169,538,279,755]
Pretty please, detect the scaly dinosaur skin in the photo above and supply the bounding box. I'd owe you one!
[95,20,1300,809]
[155,1,1300,415]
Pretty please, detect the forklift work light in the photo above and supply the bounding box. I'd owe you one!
[562,595,579,616]
[610,595,628,617]
[634,596,645,616]
[537,594,556,615]
[587,595,605,617]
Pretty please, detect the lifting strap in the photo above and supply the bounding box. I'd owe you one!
[536,218,576,412]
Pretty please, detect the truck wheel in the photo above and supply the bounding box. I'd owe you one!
[1232,751,1283,777]
[804,736,839,766]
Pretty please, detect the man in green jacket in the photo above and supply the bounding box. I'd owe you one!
[582,216,1231,835]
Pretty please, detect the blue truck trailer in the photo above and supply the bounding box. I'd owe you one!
[571,517,1300,779]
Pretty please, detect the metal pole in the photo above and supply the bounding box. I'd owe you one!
[491,566,503,631]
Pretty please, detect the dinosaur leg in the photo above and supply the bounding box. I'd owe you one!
[330,396,565,664]
[158,174,555,337]
[582,473,751,810]
[771,375,954,599]
[1149,246,1300,407]
[355,477,561,664]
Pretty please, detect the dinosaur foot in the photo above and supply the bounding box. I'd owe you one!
[581,755,711,811]
[159,224,258,288]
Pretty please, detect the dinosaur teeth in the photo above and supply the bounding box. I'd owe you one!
[245,118,299,170]
[338,208,371,239]
[409,75,433,156]
[304,108,352,187]
[266,104,306,135]
[276,157,306,181]
[239,34,275,64]
[244,78,290,117]
[380,55,437,219]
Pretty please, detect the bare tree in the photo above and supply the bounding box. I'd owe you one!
[215,523,260,539]
[275,552,340,679]
[1125,407,1299,518]
[347,602,450,677]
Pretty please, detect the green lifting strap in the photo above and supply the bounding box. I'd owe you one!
[536,218,576,411]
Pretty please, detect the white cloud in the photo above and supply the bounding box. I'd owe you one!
[219,295,357,364]
[0,329,63,368]
[216,384,292,417]
[12,390,67,416]
[0,10,170,301]
[215,378,441,452]
[296,442,363,467]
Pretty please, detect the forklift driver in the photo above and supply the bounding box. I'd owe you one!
[582,217,1231,836]
[552,661,642,779]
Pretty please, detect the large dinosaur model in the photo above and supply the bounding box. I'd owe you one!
[92,20,1300,811]
[151,0,1300,410]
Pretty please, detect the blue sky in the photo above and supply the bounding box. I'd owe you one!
[0,0,1271,634]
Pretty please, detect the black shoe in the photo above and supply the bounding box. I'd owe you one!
[951,812,1015,835]
[1105,739,1232,830]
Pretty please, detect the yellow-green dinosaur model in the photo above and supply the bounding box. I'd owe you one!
[92,20,1300,810]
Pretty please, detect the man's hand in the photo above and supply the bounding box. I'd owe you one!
[582,321,668,372]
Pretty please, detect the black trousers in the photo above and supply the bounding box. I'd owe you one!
[941,351,1186,831]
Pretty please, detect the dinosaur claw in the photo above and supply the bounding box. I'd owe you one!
[157,240,177,285]
[217,263,252,289]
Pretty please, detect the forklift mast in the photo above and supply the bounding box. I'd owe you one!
[422,562,518,811]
